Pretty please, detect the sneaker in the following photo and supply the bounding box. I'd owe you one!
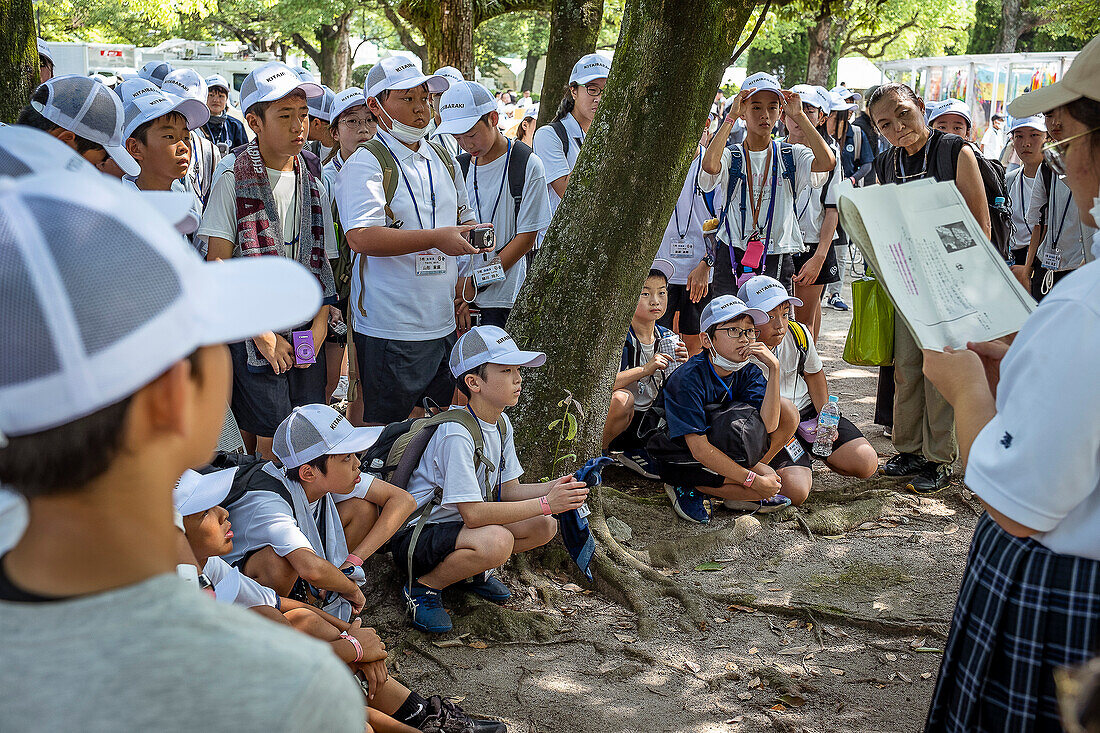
[827,294,850,311]
[880,452,929,477]
[461,569,511,603]
[617,448,659,480]
[331,374,349,402]
[418,696,507,733]
[721,494,793,514]
[906,462,952,495]
[665,484,710,524]
[403,582,453,633]
[882,426,892,439]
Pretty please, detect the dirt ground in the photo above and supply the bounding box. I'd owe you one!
[361,282,978,733]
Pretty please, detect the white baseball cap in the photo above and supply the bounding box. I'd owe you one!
[434,66,465,87]
[117,79,210,139]
[292,66,315,82]
[205,74,231,93]
[308,85,336,122]
[37,38,53,65]
[1008,33,1100,118]
[0,125,200,235]
[1008,115,1048,134]
[331,87,367,123]
[928,98,972,127]
[649,258,675,282]
[736,275,803,313]
[174,467,237,515]
[30,74,140,176]
[365,54,450,101]
[436,81,497,135]
[0,171,324,439]
[699,295,768,333]
[570,53,612,85]
[449,326,547,377]
[273,404,384,469]
[138,61,174,88]
[827,91,858,114]
[832,85,862,102]
[790,84,830,112]
[239,61,323,116]
[741,72,784,102]
[161,68,208,103]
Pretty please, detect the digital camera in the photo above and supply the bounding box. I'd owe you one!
[292,330,316,365]
[467,224,495,251]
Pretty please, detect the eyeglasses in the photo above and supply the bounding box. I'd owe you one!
[716,326,757,341]
[582,84,604,98]
[340,116,374,129]
[1042,125,1100,176]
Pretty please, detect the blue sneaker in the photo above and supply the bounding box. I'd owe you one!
[461,569,512,603]
[827,294,850,312]
[403,582,453,633]
[665,484,710,524]
[721,494,793,514]
[618,448,660,480]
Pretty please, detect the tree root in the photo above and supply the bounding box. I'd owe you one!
[403,639,460,680]
[747,599,950,640]
[799,495,899,536]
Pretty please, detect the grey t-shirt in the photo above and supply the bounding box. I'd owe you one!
[0,573,364,732]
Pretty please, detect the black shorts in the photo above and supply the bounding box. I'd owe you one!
[387,520,465,579]
[792,244,840,286]
[656,461,726,490]
[229,340,328,438]
[657,284,713,335]
[712,243,794,297]
[1012,248,1028,266]
[476,307,510,328]
[1030,265,1074,301]
[354,330,457,424]
[608,409,649,452]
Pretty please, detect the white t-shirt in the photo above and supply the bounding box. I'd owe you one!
[197,154,339,261]
[532,112,584,216]
[1026,169,1097,270]
[792,140,840,245]
[204,555,279,608]
[322,150,347,199]
[980,126,1005,159]
[1006,166,1036,252]
[965,260,1100,559]
[751,322,823,412]
[405,409,524,526]
[335,128,474,340]
[517,96,533,110]
[698,141,815,255]
[653,150,714,285]
[459,143,552,308]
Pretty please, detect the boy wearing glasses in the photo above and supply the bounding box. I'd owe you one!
[653,295,793,524]
[739,276,878,505]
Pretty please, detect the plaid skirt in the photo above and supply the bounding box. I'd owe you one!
[926,513,1100,732]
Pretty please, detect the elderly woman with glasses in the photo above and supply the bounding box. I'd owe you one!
[919,32,1100,733]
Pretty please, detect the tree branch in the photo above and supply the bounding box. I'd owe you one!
[841,15,920,57]
[373,0,426,57]
[291,32,322,65]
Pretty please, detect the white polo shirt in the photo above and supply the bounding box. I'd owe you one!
[792,139,840,246]
[1025,169,1097,271]
[1005,166,1036,252]
[698,141,815,255]
[204,556,279,608]
[965,260,1100,560]
[653,149,714,285]
[532,112,584,216]
[335,128,474,340]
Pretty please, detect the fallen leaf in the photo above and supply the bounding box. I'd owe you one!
[778,646,809,655]
[727,716,745,724]
[786,620,801,629]
[695,562,726,572]
[914,647,944,654]
[433,640,465,648]
[921,672,932,679]
[748,676,762,688]
[560,606,576,616]
[822,534,846,540]
[822,626,849,639]
[447,695,465,703]
[730,604,758,614]
[747,647,759,655]
[777,694,806,707]
[770,704,786,712]
[885,653,898,662]
[562,583,583,592]
[910,637,927,649]
[898,672,912,683]
[830,668,845,676]
[469,641,488,649]
[725,662,739,671]
[684,661,702,673]
[738,692,753,700]
[942,523,960,535]
[614,633,636,644]
[714,617,728,624]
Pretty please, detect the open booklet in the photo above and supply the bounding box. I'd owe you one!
[837,179,1036,351]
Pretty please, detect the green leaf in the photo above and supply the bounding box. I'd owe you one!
[559,454,577,463]
[564,412,578,441]
[547,419,562,432]
[694,562,725,572]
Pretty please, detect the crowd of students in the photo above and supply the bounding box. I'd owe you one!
[3,33,1100,732]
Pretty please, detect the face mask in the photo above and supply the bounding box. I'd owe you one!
[378,104,430,144]
[709,347,750,372]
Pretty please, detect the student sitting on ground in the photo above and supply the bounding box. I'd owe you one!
[604,259,688,479]
[738,276,878,504]
[652,296,794,524]
[224,404,416,622]
[394,326,589,633]
[177,468,506,733]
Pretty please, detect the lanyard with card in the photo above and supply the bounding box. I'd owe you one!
[416,254,447,275]
[784,435,805,462]
[1044,193,1073,271]
[381,137,443,275]
[670,154,697,258]
[471,140,512,289]
[472,257,506,288]
[738,142,778,271]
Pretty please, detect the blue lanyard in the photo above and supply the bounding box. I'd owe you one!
[473,138,511,225]
[378,137,436,230]
[706,353,735,404]
[466,405,504,501]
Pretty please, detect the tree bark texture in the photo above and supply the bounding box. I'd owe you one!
[536,0,604,127]
[1,0,37,124]
[521,50,540,92]
[806,9,834,86]
[440,0,475,78]
[507,0,757,478]
[292,12,353,90]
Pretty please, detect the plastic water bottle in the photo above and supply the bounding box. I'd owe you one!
[657,335,683,376]
[813,396,841,457]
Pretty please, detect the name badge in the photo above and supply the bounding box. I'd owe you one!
[1042,249,1061,271]
[416,253,447,276]
[669,239,693,258]
[577,502,591,518]
[784,436,805,462]
[472,258,507,289]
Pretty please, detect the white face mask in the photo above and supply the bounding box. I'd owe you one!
[709,347,750,372]
[377,103,430,144]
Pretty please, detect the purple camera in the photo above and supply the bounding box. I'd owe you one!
[292,330,316,365]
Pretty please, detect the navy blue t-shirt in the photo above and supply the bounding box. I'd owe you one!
[840,124,874,179]
[659,352,767,439]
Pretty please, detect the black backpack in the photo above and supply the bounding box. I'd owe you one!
[645,401,769,476]
[457,140,533,224]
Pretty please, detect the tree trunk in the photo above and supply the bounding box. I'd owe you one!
[536,0,603,127]
[319,13,353,89]
[521,50,540,92]
[996,0,1023,53]
[0,0,37,124]
[806,10,834,86]
[439,0,475,78]
[507,0,757,478]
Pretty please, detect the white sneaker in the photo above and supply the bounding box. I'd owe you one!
[331,375,349,402]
